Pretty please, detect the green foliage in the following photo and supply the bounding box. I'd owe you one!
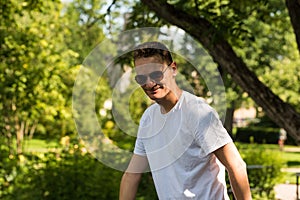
[62,0,106,61]
[238,145,285,200]
[0,138,158,200]
[105,78,151,150]
[137,173,158,200]
[261,55,300,112]
[2,148,122,199]
[0,0,80,153]
[0,138,18,198]
[0,0,112,155]
[126,0,166,29]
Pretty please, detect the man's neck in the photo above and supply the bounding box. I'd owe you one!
[156,88,182,114]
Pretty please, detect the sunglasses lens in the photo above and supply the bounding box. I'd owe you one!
[149,71,164,81]
[135,71,164,85]
[135,75,147,85]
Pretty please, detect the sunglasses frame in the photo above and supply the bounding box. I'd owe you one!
[135,62,173,85]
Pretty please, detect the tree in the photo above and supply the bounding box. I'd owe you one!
[123,0,300,143]
[0,0,79,154]
[62,0,107,61]
[286,0,300,53]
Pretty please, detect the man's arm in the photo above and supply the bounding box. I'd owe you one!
[120,171,142,200]
[119,154,149,200]
[214,142,252,200]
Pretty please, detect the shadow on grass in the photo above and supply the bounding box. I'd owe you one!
[287,161,300,167]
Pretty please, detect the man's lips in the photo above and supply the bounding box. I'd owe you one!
[144,83,163,92]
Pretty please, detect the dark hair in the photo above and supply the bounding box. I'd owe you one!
[133,42,173,65]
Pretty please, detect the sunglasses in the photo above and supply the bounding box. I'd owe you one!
[134,62,172,85]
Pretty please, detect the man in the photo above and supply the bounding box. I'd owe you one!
[278,128,287,151]
[119,42,251,200]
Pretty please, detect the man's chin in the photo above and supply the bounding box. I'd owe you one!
[147,93,159,100]
[146,91,160,100]
[147,92,166,102]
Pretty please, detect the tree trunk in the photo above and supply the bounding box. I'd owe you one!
[224,102,235,139]
[4,118,14,154]
[286,0,300,54]
[29,121,38,140]
[15,116,24,155]
[141,0,300,144]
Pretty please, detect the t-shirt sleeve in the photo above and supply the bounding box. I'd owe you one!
[133,107,152,156]
[193,104,232,155]
[133,137,146,156]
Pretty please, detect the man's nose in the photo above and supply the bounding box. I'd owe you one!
[143,76,156,87]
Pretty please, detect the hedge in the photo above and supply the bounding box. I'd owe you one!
[235,127,280,144]
[235,127,295,145]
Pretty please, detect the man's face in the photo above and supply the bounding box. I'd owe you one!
[134,57,173,101]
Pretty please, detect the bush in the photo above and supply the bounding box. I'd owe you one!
[2,150,122,199]
[239,144,285,200]
[0,142,156,200]
[0,140,18,198]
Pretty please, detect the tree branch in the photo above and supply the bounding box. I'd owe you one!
[286,0,300,54]
[141,0,300,143]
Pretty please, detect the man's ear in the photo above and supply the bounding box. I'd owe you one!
[171,62,178,76]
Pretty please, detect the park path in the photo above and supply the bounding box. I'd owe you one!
[275,147,300,200]
[274,183,299,200]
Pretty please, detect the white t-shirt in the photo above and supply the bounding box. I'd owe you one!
[134,91,232,200]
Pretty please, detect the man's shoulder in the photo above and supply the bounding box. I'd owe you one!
[143,102,159,113]
[140,102,159,121]
[182,91,209,107]
[182,91,216,120]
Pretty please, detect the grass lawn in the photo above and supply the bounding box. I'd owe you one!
[280,148,300,167]
[279,146,300,184]
[23,138,59,153]
[282,171,299,184]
